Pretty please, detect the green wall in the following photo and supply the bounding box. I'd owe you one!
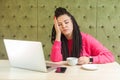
[0,0,120,63]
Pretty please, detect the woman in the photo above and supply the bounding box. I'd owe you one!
[50,7,114,64]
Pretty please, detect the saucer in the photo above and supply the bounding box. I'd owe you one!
[81,64,98,71]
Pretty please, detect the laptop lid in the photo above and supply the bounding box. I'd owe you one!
[4,39,49,72]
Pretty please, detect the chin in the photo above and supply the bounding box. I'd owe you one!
[63,33,71,36]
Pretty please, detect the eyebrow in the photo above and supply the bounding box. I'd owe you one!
[64,19,69,21]
[58,19,69,23]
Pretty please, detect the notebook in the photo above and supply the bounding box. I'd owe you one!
[3,39,59,72]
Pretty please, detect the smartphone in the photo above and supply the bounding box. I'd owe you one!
[55,67,67,73]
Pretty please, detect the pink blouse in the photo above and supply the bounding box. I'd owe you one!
[50,32,115,64]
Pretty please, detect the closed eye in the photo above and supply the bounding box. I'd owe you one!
[58,23,62,26]
[65,22,69,24]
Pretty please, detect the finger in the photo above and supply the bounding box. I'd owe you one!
[54,16,58,26]
[78,61,85,65]
[78,59,84,64]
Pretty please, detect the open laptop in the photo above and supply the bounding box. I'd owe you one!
[3,39,60,72]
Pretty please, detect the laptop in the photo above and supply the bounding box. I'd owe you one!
[3,39,60,72]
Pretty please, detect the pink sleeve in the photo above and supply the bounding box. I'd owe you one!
[50,41,63,62]
[86,34,115,64]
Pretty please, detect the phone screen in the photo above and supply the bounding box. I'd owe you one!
[55,67,67,73]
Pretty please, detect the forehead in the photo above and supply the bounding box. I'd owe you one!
[57,14,71,22]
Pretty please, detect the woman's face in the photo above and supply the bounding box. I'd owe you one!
[57,14,73,39]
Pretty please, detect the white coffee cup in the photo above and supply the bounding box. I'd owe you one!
[67,57,78,66]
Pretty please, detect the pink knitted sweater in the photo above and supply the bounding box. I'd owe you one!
[50,32,114,64]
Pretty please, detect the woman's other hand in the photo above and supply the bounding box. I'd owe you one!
[78,56,89,65]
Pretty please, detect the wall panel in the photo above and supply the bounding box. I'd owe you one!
[0,0,37,59]
[97,0,120,62]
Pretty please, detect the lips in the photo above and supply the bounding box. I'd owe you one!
[63,29,68,32]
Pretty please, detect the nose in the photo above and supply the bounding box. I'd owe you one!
[62,23,66,28]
